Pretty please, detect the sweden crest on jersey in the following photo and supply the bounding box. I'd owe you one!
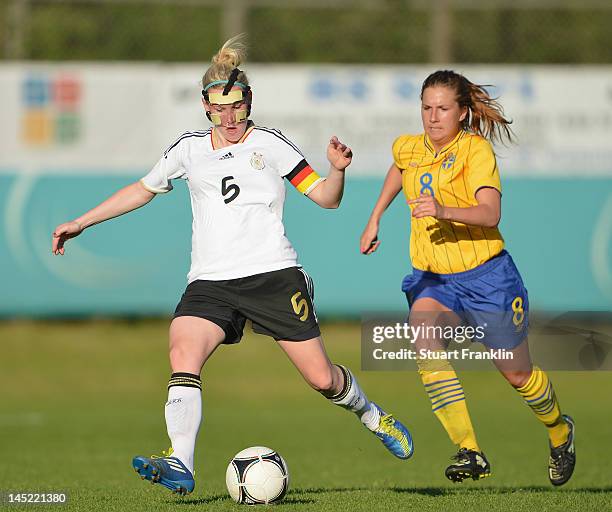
[441,153,456,170]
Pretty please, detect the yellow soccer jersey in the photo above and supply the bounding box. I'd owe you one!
[393,130,504,274]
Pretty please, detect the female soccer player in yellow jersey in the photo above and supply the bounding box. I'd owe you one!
[360,70,575,486]
[51,35,413,497]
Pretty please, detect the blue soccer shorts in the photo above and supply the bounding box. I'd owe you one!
[401,250,529,349]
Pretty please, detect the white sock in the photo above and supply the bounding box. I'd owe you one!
[165,373,202,474]
[330,365,381,431]
[360,404,382,431]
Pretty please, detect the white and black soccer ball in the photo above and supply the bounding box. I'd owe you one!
[226,446,289,505]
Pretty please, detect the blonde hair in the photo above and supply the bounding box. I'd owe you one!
[421,70,514,145]
[202,34,249,90]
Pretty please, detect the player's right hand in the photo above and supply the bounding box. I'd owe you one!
[360,222,381,255]
[52,221,83,255]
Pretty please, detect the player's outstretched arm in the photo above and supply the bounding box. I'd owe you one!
[360,164,403,255]
[51,180,156,255]
[307,136,352,209]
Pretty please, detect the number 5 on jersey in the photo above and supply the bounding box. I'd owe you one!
[222,176,240,204]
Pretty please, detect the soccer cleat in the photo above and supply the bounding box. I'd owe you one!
[445,448,491,482]
[548,414,576,486]
[132,448,195,495]
[370,402,414,459]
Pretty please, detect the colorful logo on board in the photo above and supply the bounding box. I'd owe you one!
[22,74,82,146]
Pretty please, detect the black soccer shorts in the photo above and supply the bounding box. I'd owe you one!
[174,266,320,344]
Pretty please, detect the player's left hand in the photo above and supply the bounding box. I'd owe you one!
[327,136,353,170]
[408,194,446,219]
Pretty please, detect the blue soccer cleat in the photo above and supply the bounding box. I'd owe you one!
[370,402,414,459]
[132,448,195,495]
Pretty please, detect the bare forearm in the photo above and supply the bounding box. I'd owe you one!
[367,166,403,225]
[75,181,155,229]
[314,166,345,209]
[410,187,501,228]
[440,204,500,228]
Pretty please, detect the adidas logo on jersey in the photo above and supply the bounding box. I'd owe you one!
[219,152,234,160]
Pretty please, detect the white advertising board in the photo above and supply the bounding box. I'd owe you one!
[1,63,611,176]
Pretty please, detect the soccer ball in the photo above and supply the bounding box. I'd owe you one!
[226,446,289,505]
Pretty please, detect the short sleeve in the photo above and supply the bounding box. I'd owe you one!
[266,128,306,178]
[140,136,188,194]
[392,136,407,170]
[466,138,502,197]
[262,128,325,195]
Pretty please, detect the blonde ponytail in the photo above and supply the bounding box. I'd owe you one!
[202,34,249,90]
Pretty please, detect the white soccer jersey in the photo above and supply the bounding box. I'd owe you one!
[141,124,324,282]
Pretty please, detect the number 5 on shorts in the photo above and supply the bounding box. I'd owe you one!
[291,292,309,322]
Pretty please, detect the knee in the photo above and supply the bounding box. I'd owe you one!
[168,317,225,373]
[168,338,210,373]
[503,369,531,388]
[169,343,193,370]
[306,368,337,394]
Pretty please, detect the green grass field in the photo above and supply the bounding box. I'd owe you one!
[1,320,610,511]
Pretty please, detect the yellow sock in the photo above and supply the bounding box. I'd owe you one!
[418,358,480,452]
[515,366,570,447]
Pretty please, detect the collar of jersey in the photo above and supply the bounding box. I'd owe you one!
[424,129,465,158]
[211,122,255,151]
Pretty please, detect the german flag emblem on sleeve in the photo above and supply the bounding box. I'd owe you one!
[285,159,324,195]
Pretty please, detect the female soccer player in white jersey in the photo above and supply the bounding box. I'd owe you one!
[51,35,413,495]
